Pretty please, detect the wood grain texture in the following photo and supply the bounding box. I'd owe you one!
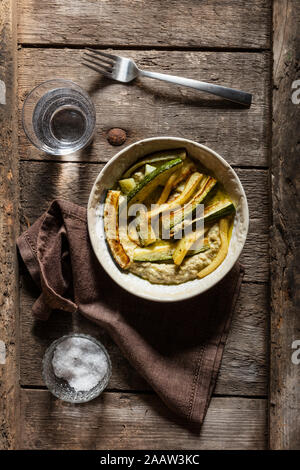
[16,0,273,450]
[0,0,20,450]
[17,0,271,49]
[20,390,267,450]
[19,280,268,395]
[19,162,269,283]
[270,0,300,450]
[18,49,271,167]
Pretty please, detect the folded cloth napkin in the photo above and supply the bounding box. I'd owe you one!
[17,199,244,425]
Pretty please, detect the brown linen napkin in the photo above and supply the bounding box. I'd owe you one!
[17,199,244,425]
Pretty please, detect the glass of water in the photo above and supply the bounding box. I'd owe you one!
[22,79,96,155]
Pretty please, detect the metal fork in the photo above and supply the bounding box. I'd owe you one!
[83,49,252,107]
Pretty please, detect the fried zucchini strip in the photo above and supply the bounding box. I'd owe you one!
[156,170,180,205]
[172,160,196,187]
[162,176,217,233]
[135,164,200,247]
[133,241,210,262]
[156,160,196,205]
[197,218,229,279]
[136,171,202,246]
[104,190,130,269]
[146,172,203,222]
[127,223,140,244]
[127,158,183,206]
[173,228,208,266]
[136,211,157,246]
[167,172,203,209]
[123,149,186,178]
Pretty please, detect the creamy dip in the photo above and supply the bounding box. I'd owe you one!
[121,223,221,285]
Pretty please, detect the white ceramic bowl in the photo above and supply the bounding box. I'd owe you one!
[88,137,249,302]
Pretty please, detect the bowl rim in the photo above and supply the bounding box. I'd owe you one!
[87,136,249,302]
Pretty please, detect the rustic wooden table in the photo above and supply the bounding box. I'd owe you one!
[0,0,299,450]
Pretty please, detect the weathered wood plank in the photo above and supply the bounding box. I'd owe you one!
[270,0,300,450]
[18,49,271,167]
[18,0,271,49]
[19,280,268,395]
[20,390,267,450]
[0,0,20,451]
[19,162,269,283]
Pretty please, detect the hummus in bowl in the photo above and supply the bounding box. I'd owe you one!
[127,223,221,285]
[88,137,249,302]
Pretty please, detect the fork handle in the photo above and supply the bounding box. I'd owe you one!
[139,70,252,106]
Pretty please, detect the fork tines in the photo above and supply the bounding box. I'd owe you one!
[82,49,115,76]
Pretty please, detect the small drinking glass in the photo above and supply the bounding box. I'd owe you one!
[42,334,112,403]
[22,79,96,156]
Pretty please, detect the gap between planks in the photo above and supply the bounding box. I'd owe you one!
[20,158,269,171]
[20,384,268,400]
[19,44,271,53]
